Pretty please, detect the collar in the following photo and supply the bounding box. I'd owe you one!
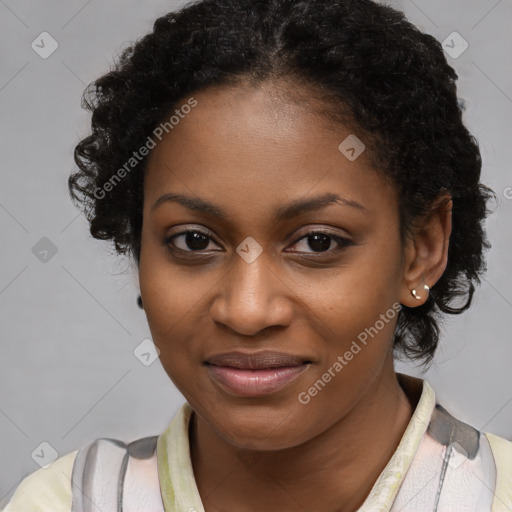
[357,373,436,510]
[156,373,436,512]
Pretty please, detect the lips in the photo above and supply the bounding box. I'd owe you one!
[205,350,309,369]
[205,350,311,397]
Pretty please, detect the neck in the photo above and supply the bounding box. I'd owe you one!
[190,366,416,512]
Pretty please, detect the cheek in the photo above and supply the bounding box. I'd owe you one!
[139,225,198,324]
[309,242,402,334]
[138,236,217,388]
[139,265,204,350]
[139,259,205,399]
[299,240,403,393]
[293,285,402,443]
[139,233,187,348]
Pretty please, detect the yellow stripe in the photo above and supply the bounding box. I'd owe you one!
[157,422,176,511]
[157,403,205,511]
[358,378,436,510]
[1,450,76,512]
[486,432,512,512]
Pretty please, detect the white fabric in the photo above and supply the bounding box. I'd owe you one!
[123,448,165,512]
[390,432,496,511]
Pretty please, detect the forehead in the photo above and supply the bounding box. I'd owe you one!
[143,82,397,223]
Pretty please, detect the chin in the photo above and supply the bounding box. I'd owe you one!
[198,397,316,450]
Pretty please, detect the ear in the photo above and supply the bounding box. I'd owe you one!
[400,194,452,307]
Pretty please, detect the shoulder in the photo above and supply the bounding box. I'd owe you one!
[484,431,512,510]
[390,391,512,512]
[484,430,512,463]
[2,450,77,512]
[2,434,162,512]
[426,404,512,511]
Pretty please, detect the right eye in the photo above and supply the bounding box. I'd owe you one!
[164,230,222,253]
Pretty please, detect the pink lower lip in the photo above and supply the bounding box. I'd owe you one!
[206,364,308,397]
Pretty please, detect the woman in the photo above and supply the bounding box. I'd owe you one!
[3,0,511,510]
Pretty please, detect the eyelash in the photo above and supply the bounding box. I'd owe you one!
[163,228,353,258]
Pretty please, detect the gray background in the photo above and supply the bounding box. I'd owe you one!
[1,0,511,505]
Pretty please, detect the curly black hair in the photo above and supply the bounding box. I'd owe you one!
[68,0,495,366]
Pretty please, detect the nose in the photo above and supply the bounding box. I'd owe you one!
[209,248,294,336]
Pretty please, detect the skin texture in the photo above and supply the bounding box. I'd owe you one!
[138,80,452,512]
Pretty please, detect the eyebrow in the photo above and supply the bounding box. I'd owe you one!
[151,192,366,221]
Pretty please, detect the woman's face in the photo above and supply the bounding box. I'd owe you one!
[139,81,410,450]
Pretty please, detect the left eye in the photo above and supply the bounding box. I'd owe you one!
[287,231,350,254]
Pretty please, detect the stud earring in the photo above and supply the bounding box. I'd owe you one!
[411,284,429,301]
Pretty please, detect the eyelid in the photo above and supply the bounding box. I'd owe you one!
[285,230,352,253]
[165,227,222,250]
[164,225,352,255]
